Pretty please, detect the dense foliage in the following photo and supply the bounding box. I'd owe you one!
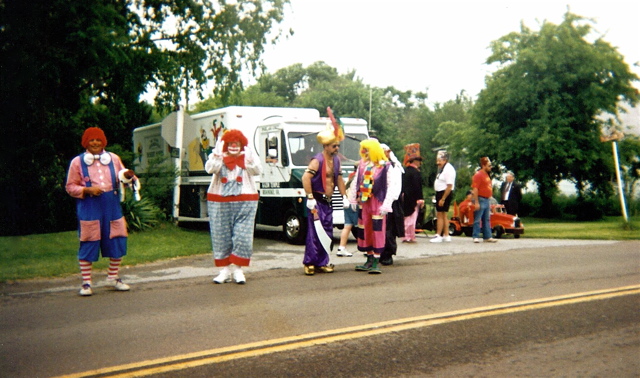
[0,0,289,235]
[470,12,639,216]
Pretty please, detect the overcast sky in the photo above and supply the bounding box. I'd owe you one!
[258,0,639,107]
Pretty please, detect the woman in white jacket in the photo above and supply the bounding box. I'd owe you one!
[205,129,262,284]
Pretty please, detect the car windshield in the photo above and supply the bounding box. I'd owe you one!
[288,132,367,167]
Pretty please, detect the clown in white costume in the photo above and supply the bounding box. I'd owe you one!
[206,129,262,284]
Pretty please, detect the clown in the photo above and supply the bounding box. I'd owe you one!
[205,129,262,284]
[347,139,395,274]
[66,127,137,296]
[301,123,347,276]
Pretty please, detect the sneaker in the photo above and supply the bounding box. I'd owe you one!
[336,247,353,257]
[444,236,452,242]
[473,238,481,243]
[430,235,443,243]
[106,278,130,291]
[213,269,232,284]
[484,238,498,243]
[233,269,246,284]
[79,283,93,296]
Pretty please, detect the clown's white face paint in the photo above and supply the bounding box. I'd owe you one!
[227,142,241,156]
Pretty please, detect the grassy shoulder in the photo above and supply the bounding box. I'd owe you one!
[1,217,638,282]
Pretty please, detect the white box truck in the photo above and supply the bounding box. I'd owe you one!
[133,106,369,244]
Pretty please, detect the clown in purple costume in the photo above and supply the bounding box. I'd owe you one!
[301,124,347,276]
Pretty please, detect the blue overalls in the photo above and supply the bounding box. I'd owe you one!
[76,153,128,262]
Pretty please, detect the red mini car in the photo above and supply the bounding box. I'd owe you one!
[449,201,524,238]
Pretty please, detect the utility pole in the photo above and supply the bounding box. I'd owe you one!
[600,129,628,222]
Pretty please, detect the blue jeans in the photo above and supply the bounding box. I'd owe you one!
[472,197,492,239]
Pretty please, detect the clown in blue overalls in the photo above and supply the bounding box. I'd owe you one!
[206,129,262,285]
[66,127,139,296]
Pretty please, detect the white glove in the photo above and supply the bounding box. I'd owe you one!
[306,198,317,210]
[379,205,393,216]
[243,146,254,163]
[342,195,350,208]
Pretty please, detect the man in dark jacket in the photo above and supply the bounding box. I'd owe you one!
[500,171,522,216]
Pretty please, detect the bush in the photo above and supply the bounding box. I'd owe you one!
[134,156,177,219]
[122,196,164,232]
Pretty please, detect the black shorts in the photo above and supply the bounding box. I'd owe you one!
[435,190,453,212]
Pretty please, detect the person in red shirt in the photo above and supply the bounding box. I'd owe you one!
[471,157,498,243]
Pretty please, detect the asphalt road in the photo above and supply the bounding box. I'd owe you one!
[1,234,638,377]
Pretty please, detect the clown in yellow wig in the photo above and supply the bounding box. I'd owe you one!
[346,138,395,274]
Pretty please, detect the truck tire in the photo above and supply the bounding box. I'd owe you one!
[283,210,307,245]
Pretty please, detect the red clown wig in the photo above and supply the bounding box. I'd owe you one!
[81,127,108,149]
[221,129,248,152]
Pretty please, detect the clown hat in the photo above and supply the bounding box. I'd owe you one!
[403,143,422,166]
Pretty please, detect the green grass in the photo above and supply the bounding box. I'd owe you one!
[1,217,638,282]
[520,216,640,240]
[0,223,211,282]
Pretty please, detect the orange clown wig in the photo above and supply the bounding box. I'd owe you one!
[220,129,248,153]
[81,127,108,149]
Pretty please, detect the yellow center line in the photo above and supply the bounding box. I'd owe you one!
[56,285,640,378]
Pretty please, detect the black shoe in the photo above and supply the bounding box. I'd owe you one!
[380,257,393,266]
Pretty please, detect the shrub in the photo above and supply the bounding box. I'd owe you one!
[122,196,163,232]
[134,156,177,219]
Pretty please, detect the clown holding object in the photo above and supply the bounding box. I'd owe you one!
[66,127,138,296]
[206,129,262,284]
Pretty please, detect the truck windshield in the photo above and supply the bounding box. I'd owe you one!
[288,132,368,167]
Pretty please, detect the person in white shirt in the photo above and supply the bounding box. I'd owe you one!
[431,151,456,243]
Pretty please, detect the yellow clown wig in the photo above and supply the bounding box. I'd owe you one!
[359,139,387,164]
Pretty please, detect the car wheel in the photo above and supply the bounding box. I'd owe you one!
[492,225,505,239]
[514,234,521,239]
[283,210,307,245]
[448,223,457,236]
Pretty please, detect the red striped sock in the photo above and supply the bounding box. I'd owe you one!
[79,260,92,284]
[108,258,122,279]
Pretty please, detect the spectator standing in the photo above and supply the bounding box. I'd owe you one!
[336,165,358,257]
[401,143,424,243]
[471,157,498,243]
[431,150,456,243]
[66,127,137,296]
[500,171,522,216]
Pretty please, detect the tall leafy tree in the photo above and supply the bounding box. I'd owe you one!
[0,0,289,235]
[471,12,639,215]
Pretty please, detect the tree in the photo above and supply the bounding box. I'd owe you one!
[471,11,639,216]
[0,0,289,235]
